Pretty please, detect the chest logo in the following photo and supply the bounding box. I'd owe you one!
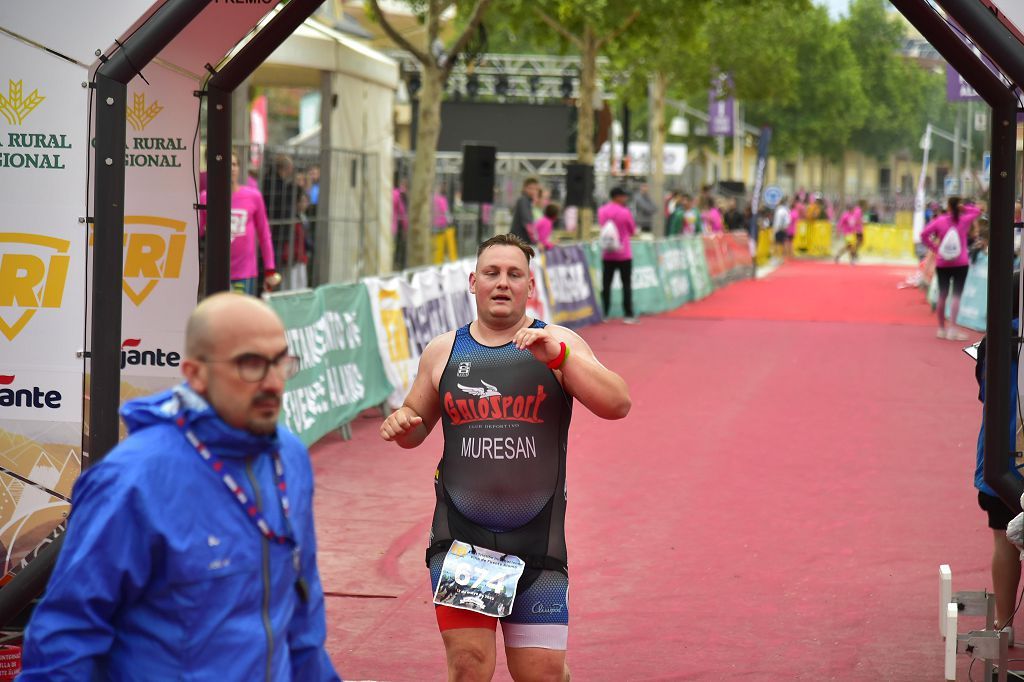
[458,379,499,398]
[457,361,471,377]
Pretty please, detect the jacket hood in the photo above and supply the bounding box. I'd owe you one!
[120,383,282,459]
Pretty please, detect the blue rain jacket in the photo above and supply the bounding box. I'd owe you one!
[20,384,340,681]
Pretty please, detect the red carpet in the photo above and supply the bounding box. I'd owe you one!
[313,261,990,680]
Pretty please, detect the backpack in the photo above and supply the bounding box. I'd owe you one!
[938,227,962,260]
[599,220,621,252]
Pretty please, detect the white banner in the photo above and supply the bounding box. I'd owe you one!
[0,33,89,575]
[117,65,200,382]
[0,1,158,67]
[595,142,689,175]
[363,276,418,410]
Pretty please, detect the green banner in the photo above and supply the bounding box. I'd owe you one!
[585,240,670,318]
[654,237,694,309]
[266,283,393,447]
[684,236,713,300]
[926,255,988,332]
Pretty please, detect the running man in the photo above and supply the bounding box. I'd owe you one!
[380,234,631,681]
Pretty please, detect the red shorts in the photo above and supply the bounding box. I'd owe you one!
[435,604,497,632]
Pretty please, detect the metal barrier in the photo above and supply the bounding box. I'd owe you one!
[212,142,380,290]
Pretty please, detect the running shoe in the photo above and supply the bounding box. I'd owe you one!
[946,329,969,341]
[936,329,948,339]
[623,317,640,325]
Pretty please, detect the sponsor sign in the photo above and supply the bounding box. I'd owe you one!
[708,73,734,137]
[364,276,418,409]
[542,244,602,329]
[585,240,668,318]
[0,35,89,577]
[265,283,392,447]
[655,238,693,309]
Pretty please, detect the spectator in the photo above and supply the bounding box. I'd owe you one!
[262,154,300,269]
[973,272,1022,641]
[19,293,340,681]
[724,197,744,233]
[198,153,278,296]
[432,185,456,263]
[921,196,982,340]
[633,183,657,232]
[531,203,559,251]
[773,196,791,261]
[598,187,639,324]
[510,177,541,244]
[392,177,409,271]
[701,196,723,234]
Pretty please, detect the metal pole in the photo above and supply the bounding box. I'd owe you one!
[953,105,962,193]
[983,103,1019,513]
[204,85,231,295]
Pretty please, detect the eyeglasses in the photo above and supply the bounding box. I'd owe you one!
[199,351,301,383]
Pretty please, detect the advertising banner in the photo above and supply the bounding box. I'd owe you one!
[265,284,392,447]
[702,235,728,285]
[708,73,734,137]
[442,260,478,328]
[527,256,551,323]
[956,254,988,332]
[364,276,416,410]
[655,238,694,310]
[685,237,713,300]
[945,64,982,102]
[0,35,89,576]
[542,244,602,328]
[584,241,667,318]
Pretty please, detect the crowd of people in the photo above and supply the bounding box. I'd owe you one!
[200,151,320,295]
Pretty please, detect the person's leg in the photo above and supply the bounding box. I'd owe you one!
[947,266,970,340]
[935,268,951,334]
[441,627,498,682]
[502,570,570,681]
[993,529,1022,631]
[505,648,569,682]
[621,259,634,319]
[601,260,614,317]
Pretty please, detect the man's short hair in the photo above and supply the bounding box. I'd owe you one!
[523,177,540,189]
[477,234,535,264]
[610,187,629,199]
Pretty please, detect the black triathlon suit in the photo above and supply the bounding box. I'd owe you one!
[427,320,572,624]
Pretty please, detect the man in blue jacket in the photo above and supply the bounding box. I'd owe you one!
[20,293,340,681]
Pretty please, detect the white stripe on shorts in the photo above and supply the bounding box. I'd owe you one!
[501,622,569,650]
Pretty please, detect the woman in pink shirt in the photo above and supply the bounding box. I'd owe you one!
[199,154,277,295]
[530,203,558,250]
[921,196,982,340]
[833,202,864,264]
[701,196,724,234]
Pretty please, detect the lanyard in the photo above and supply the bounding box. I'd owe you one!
[176,415,295,547]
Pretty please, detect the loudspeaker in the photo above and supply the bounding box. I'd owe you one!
[461,143,496,203]
[565,163,594,207]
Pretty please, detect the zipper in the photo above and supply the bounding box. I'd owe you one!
[245,457,273,682]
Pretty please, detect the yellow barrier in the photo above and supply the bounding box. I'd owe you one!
[756,225,773,265]
[794,220,833,257]
[860,223,915,259]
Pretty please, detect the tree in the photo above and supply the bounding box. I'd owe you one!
[744,5,867,164]
[368,0,494,268]
[840,0,929,159]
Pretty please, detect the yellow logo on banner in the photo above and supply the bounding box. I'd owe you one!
[378,290,411,363]
[0,233,70,341]
[88,216,187,306]
[126,92,163,132]
[0,79,44,126]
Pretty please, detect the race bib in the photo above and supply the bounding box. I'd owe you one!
[433,540,525,618]
[230,208,248,240]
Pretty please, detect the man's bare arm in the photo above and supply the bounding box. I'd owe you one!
[380,333,452,448]
[512,324,630,420]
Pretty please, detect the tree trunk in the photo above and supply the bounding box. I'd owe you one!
[408,65,444,268]
[649,71,668,237]
[576,25,599,234]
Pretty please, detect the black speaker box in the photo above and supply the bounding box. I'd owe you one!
[565,163,594,207]
[461,143,496,203]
